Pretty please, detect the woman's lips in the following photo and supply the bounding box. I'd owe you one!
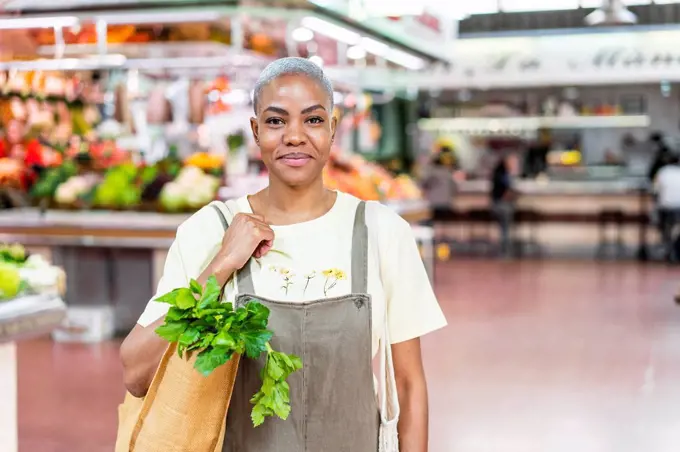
[278,153,312,167]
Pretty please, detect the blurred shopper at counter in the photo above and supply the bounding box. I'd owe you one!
[491,154,518,257]
[654,154,680,262]
[422,145,458,221]
[648,132,674,183]
[522,128,551,178]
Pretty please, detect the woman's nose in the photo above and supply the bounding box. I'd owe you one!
[283,121,306,146]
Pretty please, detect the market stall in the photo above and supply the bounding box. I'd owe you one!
[0,1,440,333]
[0,244,66,452]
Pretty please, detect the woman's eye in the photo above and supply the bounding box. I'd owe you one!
[307,117,324,124]
[265,118,284,125]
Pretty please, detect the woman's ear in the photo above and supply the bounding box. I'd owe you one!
[250,117,259,144]
[330,116,338,142]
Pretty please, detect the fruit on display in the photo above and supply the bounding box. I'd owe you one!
[0,243,66,299]
[324,153,422,202]
[0,264,22,300]
[159,166,220,212]
[54,174,100,206]
[184,152,224,174]
[93,163,143,209]
[0,158,26,189]
[0,243,27,265]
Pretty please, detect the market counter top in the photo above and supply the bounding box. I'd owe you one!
[0,199,431,248]
[456,179,649,196]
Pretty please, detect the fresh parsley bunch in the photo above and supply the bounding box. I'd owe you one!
[154,275,303,427]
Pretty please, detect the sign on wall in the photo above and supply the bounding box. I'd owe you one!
[444,29,680,88]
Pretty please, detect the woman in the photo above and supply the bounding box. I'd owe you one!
[491,154,516,257]
[120,57,446,451]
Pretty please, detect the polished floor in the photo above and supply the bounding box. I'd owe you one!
[17,260,680,452]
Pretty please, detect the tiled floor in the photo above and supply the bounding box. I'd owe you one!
[16,260,680,452]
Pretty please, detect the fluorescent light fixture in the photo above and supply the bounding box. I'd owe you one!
[301,16,360,45]
[0,54,126,71]
[94,11,221,25]
[221,89,250,105]
[386,48,426,70]
[308,55,324,68]
[347,45,367,60]
[333,91,344,105]
[362,1,425,16]
[360,37,390,55]
[292,27,314,42]
[0,16,78,30]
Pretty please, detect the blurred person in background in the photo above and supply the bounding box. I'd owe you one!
[422,145,458,219]
[654,154,680,262]
[648,132,674,183]
[491,153,518,257]
[421,144,459,259]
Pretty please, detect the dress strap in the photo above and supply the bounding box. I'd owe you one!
[351,201,368,294]
[210,204,229,231]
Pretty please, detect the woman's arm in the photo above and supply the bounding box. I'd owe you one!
[119,211,275,398]
[119,261,236,398]
[393,338,429,452]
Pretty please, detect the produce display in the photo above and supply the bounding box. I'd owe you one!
[159,166,221,212]
[324,152,422,201]
[155,275,302,427]
[0,243,65,301]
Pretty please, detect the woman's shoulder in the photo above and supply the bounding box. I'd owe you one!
[174,200,239,242]
[334,191,410,235]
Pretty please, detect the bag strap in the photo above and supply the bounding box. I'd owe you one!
[363,201,399,427]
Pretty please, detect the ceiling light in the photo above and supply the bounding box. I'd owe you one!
[386,48,426,70]
[94,11,221,25]
[360,37,390,56]
[292,27,314,42]
[0,16,78,30]
[585,0,637,26]
[301,16,360,45]
[347,45,367,60]
[309,55,324,68]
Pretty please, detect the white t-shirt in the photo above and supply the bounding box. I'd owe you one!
[656,165,680,209]
[138,191,447,357]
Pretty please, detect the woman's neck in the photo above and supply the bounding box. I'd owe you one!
[251,176,336,226]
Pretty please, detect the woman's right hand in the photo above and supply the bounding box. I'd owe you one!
[216,213,275,273]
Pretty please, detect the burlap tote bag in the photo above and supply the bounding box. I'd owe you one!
[115,342,240,452]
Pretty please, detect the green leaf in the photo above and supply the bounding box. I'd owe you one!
[251,403,271,427]
[154,287,185,306]
[155,287,196,309]
[242,329,273,359]
[179,326,201,347]
[288,354,303,372]
[175,288,197,310]
[165,307,191,322]
[198,275,222,309]
[189,279,203,296]
[194,347,233,376]
[212,330,236,348]
[155,321,188,342]
[266,355,284,380]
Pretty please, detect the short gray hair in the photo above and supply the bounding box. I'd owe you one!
[253,57,334,114]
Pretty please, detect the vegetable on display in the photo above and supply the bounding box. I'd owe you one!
[154,275,302,427]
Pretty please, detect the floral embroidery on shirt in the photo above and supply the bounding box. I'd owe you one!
[270,265,295,295]
[322,268,346,297]
[303,271,316,296]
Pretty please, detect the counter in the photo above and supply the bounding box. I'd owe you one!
[450,179,655,256]
[0,294,66,452]
[0,200,432,333]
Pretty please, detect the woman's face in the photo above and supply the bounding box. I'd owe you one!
[251,74,336,188]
